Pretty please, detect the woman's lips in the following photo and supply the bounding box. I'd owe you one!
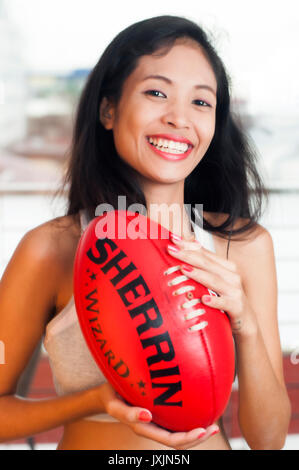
[146,139,193,161]
[148,133,193,146]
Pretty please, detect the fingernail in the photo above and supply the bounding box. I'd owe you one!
[167,244,180,253]
[210,428,220,437]
[170,233,182,243]
[202,295,212,303]
[181,264,193,272]
[138,411,151,422]
[198,430,207,439]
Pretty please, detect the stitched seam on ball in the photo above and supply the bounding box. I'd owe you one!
[199,329,217,423]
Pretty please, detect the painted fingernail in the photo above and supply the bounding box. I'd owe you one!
[198,431,207,439]
[167,244,180,253]
[210,428,220,437]
[181,264,193,272]
[170,233,182,243]
[138,411,151,422]
[202,295,212,303]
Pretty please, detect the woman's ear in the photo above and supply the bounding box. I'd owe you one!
[99,97,115,130]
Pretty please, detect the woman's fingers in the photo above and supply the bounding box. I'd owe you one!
[169,235,237,273]
[100,382,152,424]
[131,422,220,450]
[100,379,221,450]
[168,246,239,289]
[166,238,243,299]
[130,422,204,449]
[180,265,227,295]
[105,388,210,448]
[166,423,219,449]
[107,397,152,424]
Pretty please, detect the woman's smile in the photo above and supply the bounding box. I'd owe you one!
[146,135,193,161]
[100,39,217,185]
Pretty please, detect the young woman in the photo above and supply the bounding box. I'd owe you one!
[0,16,291,450]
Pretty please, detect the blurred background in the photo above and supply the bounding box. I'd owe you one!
[0,0,298,450]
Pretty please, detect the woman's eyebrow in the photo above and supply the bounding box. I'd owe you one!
[141,74,216,96]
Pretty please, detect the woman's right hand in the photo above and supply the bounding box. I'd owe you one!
[98,382,219,450]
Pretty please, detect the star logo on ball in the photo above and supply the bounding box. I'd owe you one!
[137,380,146,389]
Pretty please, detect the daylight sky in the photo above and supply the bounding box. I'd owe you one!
[4,0,299,117]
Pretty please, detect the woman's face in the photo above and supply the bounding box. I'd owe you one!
[101,39,217,186]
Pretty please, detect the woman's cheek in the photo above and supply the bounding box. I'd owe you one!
[199,117,216,148]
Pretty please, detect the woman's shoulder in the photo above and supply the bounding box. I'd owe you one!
[0,214,82,329]
[18,213,81,270]
[204,211,273,260]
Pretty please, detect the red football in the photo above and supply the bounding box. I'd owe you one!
[73,210,235,431]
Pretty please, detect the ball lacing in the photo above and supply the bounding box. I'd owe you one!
[163,265,208,332]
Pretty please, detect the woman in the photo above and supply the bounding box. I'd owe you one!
[0,16,291,450]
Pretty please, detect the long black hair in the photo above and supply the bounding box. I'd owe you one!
[59,15,267,239]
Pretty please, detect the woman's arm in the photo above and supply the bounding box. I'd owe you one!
[0,388,106,443]
[167,225,291,450]
[228,227,291,449]
[0,226,108,442]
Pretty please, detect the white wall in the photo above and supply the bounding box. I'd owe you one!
[260,192,299,353]
[0,5,27,147]
[0,187,66,276]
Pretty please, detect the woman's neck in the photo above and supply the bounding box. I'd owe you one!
[142,181,195,241]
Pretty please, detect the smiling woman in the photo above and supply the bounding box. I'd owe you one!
[99,39,217,182]
[0,15,291,451]
[63,17,265,237]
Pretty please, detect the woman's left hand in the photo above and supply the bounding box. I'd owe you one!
[167,234,258,339]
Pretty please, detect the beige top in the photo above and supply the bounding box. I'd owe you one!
[43,209,215,422]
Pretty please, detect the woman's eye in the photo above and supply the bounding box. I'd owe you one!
[145,90,166,98]
[193,99,211,107]
[144,91,212,107]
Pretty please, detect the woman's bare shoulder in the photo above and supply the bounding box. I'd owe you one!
[0,214,82,341]
[16,214,81,272]
[204,211,272,259]
[28,213,80,238]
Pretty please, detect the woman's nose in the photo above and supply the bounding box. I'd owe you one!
[161,102,190,129]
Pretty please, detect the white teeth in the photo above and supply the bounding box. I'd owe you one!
[148,137,189,153]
